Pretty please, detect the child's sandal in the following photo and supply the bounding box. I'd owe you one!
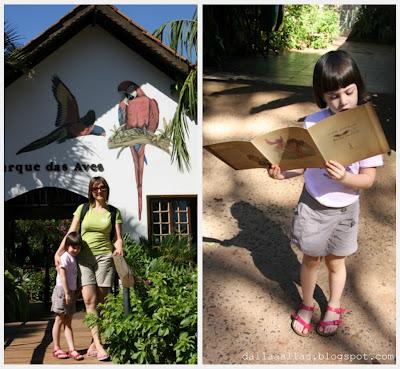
[317,306,349,337]
[52,349,68,359]
[68,350,84,361]
[290,302,315,337]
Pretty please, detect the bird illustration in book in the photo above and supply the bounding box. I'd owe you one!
[265,137,315,159]
[16,75,105,155]
[117,80,160,221]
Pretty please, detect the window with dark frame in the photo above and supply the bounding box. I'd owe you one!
[147,195,197,244]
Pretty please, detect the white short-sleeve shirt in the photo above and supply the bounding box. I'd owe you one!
[303,108,384,207]
[56,252,78,291]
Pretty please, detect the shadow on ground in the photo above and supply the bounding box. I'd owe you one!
[204,201,329,311]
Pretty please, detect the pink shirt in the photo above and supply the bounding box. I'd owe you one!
[303,108,383,207]
[56,252,78,291]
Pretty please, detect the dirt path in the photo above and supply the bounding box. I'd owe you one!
[202,38,396,365]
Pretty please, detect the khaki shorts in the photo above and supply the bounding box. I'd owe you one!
[77,252,115,288]
[51,286,76,315]
[291,188,360,257]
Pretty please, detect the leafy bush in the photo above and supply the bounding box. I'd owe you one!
[270,5,340,50]
[22,268,57,302]
[5,262,29,322]
[348,5,395,44]
[85,235,197,364]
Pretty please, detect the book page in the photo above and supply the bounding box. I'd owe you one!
[204,141,270,170]
[308,103,390,166]
[251,127,325,170]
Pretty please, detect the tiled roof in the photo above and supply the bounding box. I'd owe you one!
[5,5,194,86]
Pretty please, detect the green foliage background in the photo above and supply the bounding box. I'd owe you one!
[270,5,340,50]
[85,235,197,364]
[348,5,395,44]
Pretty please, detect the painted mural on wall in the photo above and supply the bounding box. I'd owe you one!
[108,81,172,221]
[16,75,106,155]
[13,75,173,223]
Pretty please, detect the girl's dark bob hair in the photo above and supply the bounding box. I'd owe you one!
[88,176,110,206]
[313,50,365,108]
[64,231,82,250]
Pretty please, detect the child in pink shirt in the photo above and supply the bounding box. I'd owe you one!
[268,50,383,337]
[51,232,83,360]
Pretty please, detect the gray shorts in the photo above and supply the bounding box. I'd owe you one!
[51,286,77,315]
[77,252,114,288]
[291,188,360,257]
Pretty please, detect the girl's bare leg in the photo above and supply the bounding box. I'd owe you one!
[292,254,321,335]
[319,254,346,334]
[52,314,63,350]
[63,314,76,351]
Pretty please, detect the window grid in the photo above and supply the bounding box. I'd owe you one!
[150,199,192,242]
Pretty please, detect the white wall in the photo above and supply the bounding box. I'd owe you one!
[5,25,201,238]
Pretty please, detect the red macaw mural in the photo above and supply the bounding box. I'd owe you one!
[117,81,160,221]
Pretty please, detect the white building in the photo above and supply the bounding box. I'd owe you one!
[5,5,200,245]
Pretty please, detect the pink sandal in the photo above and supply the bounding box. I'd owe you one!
[317,306,349,336]
[68,349,84,361]
[291,302,315,337]
[86,349,98,357]
[52,348,68,359]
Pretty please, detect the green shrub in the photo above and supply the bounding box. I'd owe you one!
[85,235,197,364]
[270,5,340,50]
[5,265,29,322]
[348,5,395,44]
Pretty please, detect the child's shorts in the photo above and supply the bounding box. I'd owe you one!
[77,252,114,288]
[291,187,360,257]
[51,286,76,315]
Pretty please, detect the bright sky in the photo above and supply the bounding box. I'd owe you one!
[5,4,197,62]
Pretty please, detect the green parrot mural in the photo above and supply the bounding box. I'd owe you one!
[17,75,105,155]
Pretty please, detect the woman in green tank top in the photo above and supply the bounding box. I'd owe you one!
[55,177,124,361]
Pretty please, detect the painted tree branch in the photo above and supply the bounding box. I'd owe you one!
[108,125,171,154]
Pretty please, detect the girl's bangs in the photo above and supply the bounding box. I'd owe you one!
[321,63,356,92]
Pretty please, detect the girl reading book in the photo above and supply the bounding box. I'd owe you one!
[268,50,383,336]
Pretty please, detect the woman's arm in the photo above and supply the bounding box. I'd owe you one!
[112,223,124,256]
[54,215,80,266]
[325,160,377,189]
[268,164,305,180]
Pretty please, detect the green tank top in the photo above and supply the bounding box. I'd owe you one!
[73,204,123,256]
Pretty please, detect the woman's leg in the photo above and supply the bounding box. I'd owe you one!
[81,284,108,357]
[86,286,110,353]
[292,253,321,335]
[318,254,346,334]
[52,314,63,350]
[96,286,110,305]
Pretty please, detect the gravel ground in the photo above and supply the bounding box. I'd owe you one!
[202,39,396,365]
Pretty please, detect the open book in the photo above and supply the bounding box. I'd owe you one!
[204,103,390,171]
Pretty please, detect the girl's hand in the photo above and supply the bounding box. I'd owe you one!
[65,291,72,305]
[325,160,347,181]
[268,164,285,180]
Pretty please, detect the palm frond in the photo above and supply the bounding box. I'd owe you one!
[153,10,197,61]
[153,10,198,172]
[4,22,22,56]
[170,69,197,171]
[4,22,30,73]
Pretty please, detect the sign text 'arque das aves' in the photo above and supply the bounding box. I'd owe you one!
[4,162,104,174]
